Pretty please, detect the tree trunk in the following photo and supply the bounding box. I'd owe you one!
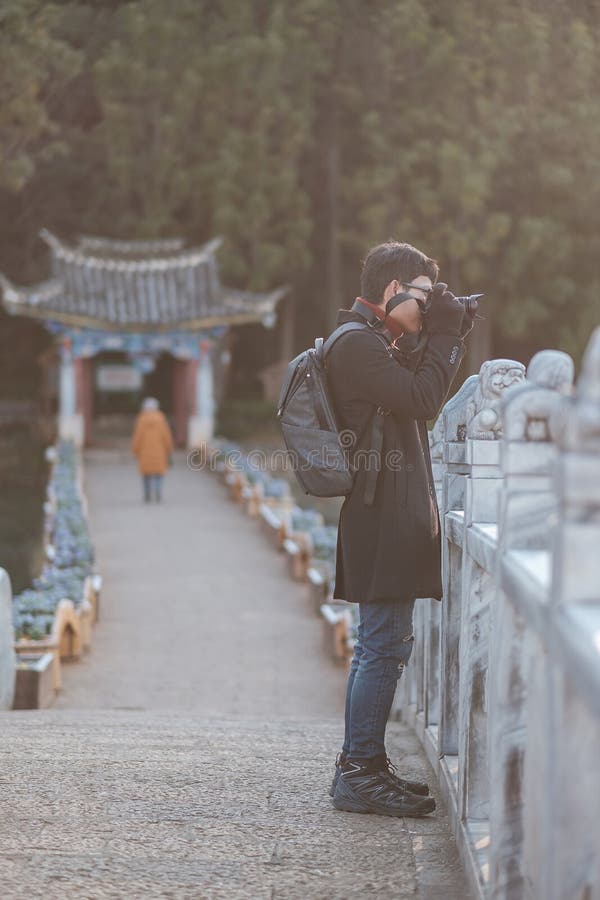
[327,111,342,333]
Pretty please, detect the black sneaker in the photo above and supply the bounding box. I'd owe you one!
[332,759,436,817]
[384,756,430,796]
[329,753,429,798]
[329,753,345,798]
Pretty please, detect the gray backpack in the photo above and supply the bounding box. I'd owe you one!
[276,322,389,503]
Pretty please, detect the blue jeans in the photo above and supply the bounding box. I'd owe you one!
[342,597,415,759]
[143,474,163,502]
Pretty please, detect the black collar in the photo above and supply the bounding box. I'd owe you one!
[350,298,383,328]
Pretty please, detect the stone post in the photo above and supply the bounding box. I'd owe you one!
[489,350,574,899]
[543,329,600,900]
[457,360,525,824]
[551,329,600,608]
[0,568,15,710]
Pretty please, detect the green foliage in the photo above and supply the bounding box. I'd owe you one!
[0,310,52,399]
[0,429,48,593]
[216,399,277,442]
[0,0,599,359]
[12,440,95,639]
[0,1,81,192]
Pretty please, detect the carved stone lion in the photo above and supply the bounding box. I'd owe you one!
[502,350,575,442]
[466,359,526,439]
[527,350,574,394]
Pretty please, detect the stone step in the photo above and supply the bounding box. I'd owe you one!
[0,709,471,900]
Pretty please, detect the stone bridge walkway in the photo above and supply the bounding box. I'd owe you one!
[0,451,470,899]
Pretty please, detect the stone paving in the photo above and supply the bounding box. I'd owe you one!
[0,451,471,898]
[54,450,347,717]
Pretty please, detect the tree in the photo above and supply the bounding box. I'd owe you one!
[0,1,80,194]
[1,0,599,365]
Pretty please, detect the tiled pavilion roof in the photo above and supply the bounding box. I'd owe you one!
[77,235,186,257]
[0,230,286,333]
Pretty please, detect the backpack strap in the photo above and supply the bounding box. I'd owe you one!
[323,320,392,507]
[323,319,393,358]
[306,358,328,429]
[322,321,372,358]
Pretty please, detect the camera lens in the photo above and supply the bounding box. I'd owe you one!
[464,296,478,316]
[455,294,483,316]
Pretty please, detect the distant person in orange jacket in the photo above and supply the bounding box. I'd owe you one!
[131,397,174,503]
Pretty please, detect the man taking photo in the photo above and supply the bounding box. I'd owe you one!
[326,240,473,818]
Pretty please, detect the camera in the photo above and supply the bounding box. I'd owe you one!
[454,293,484,317]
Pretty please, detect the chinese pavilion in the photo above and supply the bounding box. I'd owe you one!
[0,230,286,447]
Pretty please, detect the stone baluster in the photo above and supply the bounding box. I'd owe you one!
[457,360,525,825]
[489,350,574,899]
[412,597,426,722]
[421,598,441,737]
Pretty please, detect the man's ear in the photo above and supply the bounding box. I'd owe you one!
[382,280,399,304]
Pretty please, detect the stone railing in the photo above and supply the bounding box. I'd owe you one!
[0,567,16,709]
[394,330,600,900]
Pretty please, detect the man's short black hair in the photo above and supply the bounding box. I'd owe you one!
[360,240,439,304]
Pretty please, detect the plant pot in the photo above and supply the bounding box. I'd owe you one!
[13,653,55,709]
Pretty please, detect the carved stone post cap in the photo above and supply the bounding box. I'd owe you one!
[577,326,600,405]
[466,359,525,440]
[430,373,479,460]
[527,349,574,394]
[551,327,600,451]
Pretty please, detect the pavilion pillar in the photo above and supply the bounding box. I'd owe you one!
[187,341,214,448]
[58,337,84,447]
[77,357,94,447]
[172,359,192,448]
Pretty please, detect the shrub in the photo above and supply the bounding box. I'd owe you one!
[12,440,94,640]
[216,399,277,442]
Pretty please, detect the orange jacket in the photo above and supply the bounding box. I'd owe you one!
[131,410,174,475]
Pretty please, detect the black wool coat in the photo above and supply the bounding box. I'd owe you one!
[326,309,466,604]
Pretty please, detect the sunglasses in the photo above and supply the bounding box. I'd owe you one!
[401,282,433,313]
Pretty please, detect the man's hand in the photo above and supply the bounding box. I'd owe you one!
[426,283,465,336]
